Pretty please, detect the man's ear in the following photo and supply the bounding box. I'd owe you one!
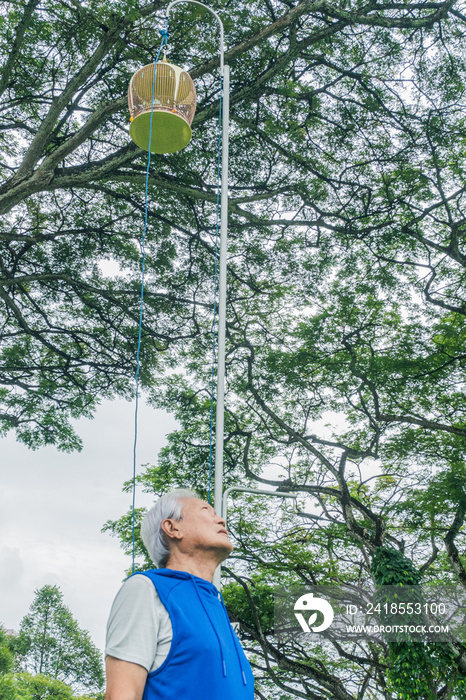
[161,518,183,541]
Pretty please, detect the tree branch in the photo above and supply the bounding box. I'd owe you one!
[444,502,466,587]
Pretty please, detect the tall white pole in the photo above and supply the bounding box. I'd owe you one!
[165,0,228,590]
[213,64,229,590]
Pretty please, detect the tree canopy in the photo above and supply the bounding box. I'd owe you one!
[0,671,99,700]
[0,626,20,676]
[19,585,104,695]
[1,0,464,448]
[3,0,466,696]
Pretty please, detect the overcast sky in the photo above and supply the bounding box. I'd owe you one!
[0,398,177,654]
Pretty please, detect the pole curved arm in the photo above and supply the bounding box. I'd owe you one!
[165,0,224,71]
[222,487,298,524]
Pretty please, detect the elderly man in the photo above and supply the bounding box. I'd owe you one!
[104,489,254,700]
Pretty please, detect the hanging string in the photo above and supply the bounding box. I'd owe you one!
[207,77,224,505]
[132,24,169,574]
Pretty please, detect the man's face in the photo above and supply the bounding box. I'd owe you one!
[169,498,233,558]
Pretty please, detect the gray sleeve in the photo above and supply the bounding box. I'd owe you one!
[105,574,172,673]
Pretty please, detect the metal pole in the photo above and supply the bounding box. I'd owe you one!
[165,0,228,590]
[213,63,229,590]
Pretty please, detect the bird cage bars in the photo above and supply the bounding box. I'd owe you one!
[128,60,197,154]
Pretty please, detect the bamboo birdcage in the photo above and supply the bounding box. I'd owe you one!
[128,60,197,154]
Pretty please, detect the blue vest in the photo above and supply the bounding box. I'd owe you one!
[136,569,254,700]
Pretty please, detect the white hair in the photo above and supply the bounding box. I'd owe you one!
[141,489,199,568]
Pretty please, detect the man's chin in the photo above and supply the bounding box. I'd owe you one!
[217,540,234,560]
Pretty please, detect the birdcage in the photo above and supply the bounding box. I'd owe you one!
[128,60,197,154]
